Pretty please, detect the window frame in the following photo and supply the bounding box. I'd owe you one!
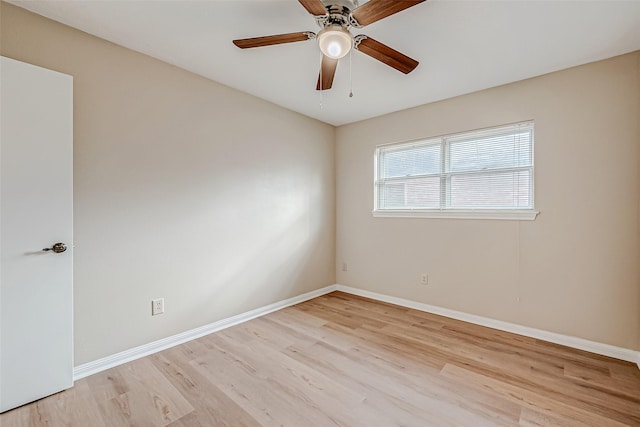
[373,121,539,220]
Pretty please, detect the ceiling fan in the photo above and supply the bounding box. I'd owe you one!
[232,0,426,91]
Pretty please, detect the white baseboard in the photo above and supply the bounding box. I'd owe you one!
[334,284,640,368]
[73,285,338,380]
[74,283,639,380]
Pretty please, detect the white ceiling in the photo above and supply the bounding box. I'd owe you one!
[8,0,640,126]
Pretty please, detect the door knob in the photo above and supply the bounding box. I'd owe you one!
[43,242,67,253]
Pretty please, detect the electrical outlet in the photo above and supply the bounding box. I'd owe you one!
[342,262,348,272]
[421,274,429,285]
[152,298,164,316]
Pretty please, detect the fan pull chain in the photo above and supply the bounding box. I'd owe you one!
[349,48,354,98]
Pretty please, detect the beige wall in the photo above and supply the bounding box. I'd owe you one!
[637,53,640,352]
[1,3,336,365]
[337,52,640,350]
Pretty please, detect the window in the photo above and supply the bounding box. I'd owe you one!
[374,122,538,220]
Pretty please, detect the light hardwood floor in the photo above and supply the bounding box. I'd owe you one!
[2,291,640,426]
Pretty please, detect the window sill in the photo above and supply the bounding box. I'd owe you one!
[372,209,539,221]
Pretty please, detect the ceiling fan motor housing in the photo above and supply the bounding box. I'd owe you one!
[315,4,352,29]
[322,0,359,11]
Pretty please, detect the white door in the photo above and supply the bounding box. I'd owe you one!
[0,56,73,413]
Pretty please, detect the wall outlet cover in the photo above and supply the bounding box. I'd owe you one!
[152,298,164,316]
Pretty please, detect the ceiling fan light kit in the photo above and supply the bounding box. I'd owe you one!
[233,0,426,90]
[317,26,353,59]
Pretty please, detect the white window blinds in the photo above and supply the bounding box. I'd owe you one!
[374,122,536,219]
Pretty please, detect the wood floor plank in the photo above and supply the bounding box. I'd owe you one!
[151,345,261,427]
[189,338,345,426]
[21,380,105,427]
[266,308,363,352]
[284,340,522,427]
[2,291,639,426]
[367,320,640,418]
[87,356,194,426]
[518,407,592,427]
[441,363,632,427]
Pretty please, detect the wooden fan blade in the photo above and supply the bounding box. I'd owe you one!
[233,32,314,49]
[298,0,327,16]
[355,36,418,74]
[351,0,426,27]
[316,56,338,91]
